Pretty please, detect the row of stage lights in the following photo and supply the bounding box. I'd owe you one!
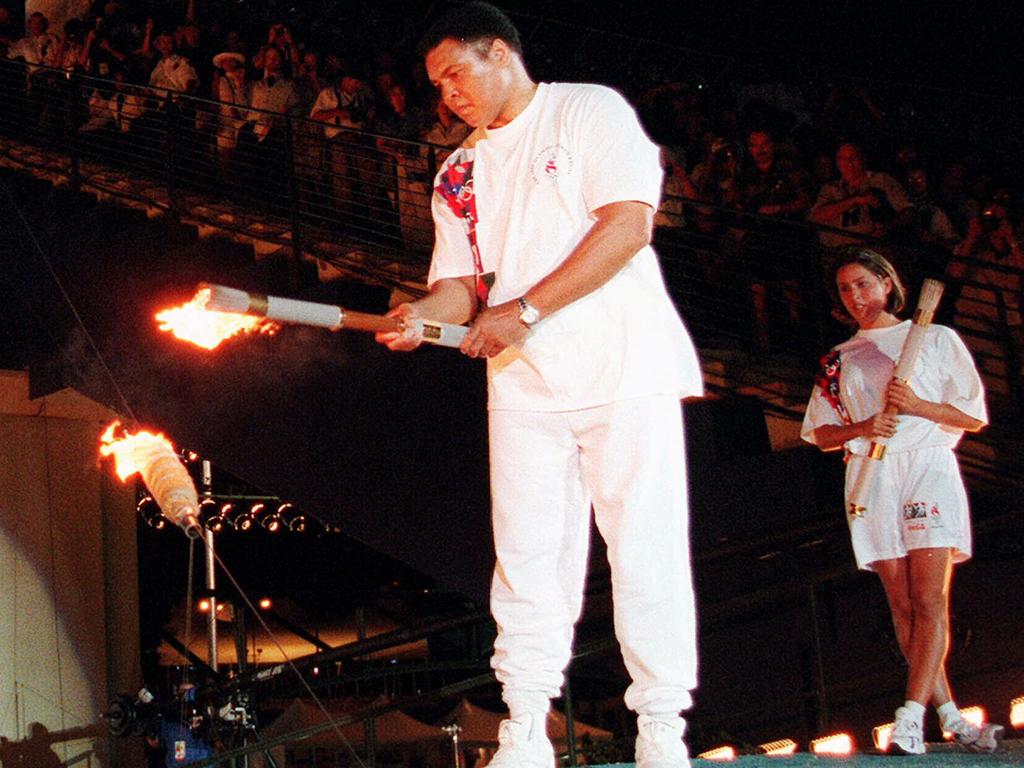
[137,494,321,534]
[697,702,1024,760]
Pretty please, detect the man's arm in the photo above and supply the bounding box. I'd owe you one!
[376,276,477,351]
[459,199,653,358]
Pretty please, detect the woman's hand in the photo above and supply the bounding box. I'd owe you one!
[886,379,925,417]
[860,411,899,439]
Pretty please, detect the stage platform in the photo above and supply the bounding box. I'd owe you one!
[597,738,1023,767]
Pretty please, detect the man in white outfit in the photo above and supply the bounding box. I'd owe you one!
[376,4,701,766]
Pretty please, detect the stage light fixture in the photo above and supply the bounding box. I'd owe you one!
[258,598,272,610]
[757,739,797,756]
[697,746,735,761]
[288,514,308,533]
[1010,695,1024,728]
[199,498,226,532]
[254,503,281,532]
[233,501,254,532]
[810,733,852,755]
[872,722,893,751]
[198,599,211,613]
[944,706,985,740]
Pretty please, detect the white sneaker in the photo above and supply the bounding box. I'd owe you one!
[945,718,1005,753]
[487,714,555,768]
[635,714,690,768]
[889,707,925,755]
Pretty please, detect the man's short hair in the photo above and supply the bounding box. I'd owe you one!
[417,1,523,59]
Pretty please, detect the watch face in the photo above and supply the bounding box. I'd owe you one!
[520,305,540,325]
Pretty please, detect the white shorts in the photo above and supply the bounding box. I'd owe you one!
[844,445,972,571]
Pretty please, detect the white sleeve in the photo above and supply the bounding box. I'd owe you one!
[936,327,988,426]
[569,86,662,214]
[426,184,474,286]
[801,385,844,445]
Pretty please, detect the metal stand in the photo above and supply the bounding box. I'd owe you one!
[202,460,219,674]
[441,724,463,768]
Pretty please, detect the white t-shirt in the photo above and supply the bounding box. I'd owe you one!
[801,321,987,455]
[428,82,702,411]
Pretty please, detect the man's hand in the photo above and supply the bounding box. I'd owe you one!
[374,303,423,351]
[460,299,529,358]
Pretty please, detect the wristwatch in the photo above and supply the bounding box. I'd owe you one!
[517,296,541,327]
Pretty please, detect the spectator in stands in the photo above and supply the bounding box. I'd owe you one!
[293,49,322,110]
[947,190,1024,373]
[88,1,141,78]
[906,166,959,252]
[176,21,212,95]
[245,45,298,142]
[212,50,248,176]
[811,142,913,247]
[310,62,377,221]
[0,6,19,55]
[254,21,299,78]
[7,11,61,71]
[145,28,197,97]
[737,127,813,351]
[238,45,299,211]
[421,95,470,150]
[79,59,145,137]
[654,146,693,232]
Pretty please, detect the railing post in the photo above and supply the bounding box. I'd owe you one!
[806,583,829,734]
[285,117,302,292]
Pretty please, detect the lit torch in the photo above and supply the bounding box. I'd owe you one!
[156,283,469,349]
[99,421,202,538]
[155,286,278,350]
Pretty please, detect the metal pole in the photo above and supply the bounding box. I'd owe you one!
[357,606,376,768]
[201,460,218,673]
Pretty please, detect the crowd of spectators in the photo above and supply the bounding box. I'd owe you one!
[1,0,1020,389]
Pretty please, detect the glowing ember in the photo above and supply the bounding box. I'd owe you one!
[100,421,175,481]
[155,288,276,350]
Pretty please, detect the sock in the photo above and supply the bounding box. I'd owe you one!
[505,691,550,722]
[936,701,961,728]
[902,700,926,721]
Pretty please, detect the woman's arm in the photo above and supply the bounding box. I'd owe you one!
[886,379,985,432]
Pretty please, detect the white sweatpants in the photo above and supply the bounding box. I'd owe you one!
[488,394,697,715]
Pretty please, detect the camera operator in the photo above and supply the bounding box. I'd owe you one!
[145,683,216,767]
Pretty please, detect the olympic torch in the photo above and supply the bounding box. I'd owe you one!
[100,422,202,538]
[846,278,945,517]
[156,283,468,350]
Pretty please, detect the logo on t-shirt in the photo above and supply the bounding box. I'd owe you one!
[530,144,573,184]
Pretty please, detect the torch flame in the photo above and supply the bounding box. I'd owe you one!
[100,421,176,481]
[156,287,276,350]
[100,421,202,537]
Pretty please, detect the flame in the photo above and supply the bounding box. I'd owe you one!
[155,287,276,350]
[99,420,175,481]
